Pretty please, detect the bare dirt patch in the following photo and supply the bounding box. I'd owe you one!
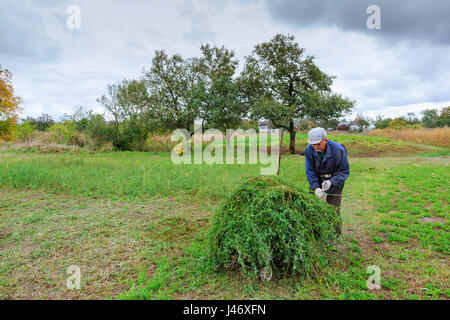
[421,217,446,224]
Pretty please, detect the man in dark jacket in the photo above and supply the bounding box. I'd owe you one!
[304,127,350,235]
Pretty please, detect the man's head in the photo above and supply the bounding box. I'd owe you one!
[308,127,328,152]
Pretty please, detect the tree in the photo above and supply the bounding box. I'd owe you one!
[116,79,154,149]
[98,79,153,150]
[352,113,371,132]
[373,115,392,129]
[98,82,123,143]
[241,34,354,154]
[143,50,200,133]
[387,118,409,129]
[421,109,439,128]
[321,118,340,130]
[436,106,450,127]
[70,105,93,132]
[195,44,247,133]
[405,112,420,124]
[25,113,54,132]
[302,91,354,127]
[0,65,22,140]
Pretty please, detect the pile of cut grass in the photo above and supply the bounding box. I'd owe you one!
[206,175,340,281]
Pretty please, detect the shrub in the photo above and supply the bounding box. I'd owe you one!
[0,118,17,141]
[25,114,54,131]
[388,118,423,130]
[206,175,340,280]
[14,121,35,143]
[84,114,114,145]
[48,121,78,145]
[115,119,149,151]
[374,116,392,129]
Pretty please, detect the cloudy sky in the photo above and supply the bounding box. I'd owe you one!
[1,0,449,121]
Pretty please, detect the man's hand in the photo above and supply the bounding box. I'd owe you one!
[314,188,326,201]
[322,180,331,191]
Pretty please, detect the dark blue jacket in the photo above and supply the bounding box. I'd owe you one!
[305,140,349,191]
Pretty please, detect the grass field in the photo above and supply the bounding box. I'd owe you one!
[0,135,449,300]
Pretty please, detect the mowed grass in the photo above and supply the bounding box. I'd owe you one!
[0,140,449,300]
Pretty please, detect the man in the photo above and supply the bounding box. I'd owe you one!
[304,127,349,235]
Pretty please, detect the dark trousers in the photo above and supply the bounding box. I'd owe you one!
[326,187,343,214]
[311,182,344,236]
[326,186,343,236]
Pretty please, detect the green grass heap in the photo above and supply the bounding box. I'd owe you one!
[207,175,340,280]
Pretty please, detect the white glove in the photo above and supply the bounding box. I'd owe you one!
[314,188,326,201]
[322,180,331,192]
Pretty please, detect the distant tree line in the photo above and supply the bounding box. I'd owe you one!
[309,108,449,132]
[22,34,450,152]
[93,34,355,153]
[4,35,450,152]
[372,108,449,129]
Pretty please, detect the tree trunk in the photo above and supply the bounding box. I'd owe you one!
[289,120,296,154]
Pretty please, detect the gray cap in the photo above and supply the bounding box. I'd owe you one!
[308,127,327,144]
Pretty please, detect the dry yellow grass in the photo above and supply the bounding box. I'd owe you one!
[368,126,450,148]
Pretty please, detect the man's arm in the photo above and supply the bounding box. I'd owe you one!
[330,148,349,186]
[305,148,320,190]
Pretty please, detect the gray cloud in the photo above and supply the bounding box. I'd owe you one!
[2,0,449,120]
[183,11,216,42]
[177,0,222,42]
[263,0,450,45]
[0,0,69,62]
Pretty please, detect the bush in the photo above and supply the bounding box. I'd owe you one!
[14,121,35,143]
[84,114,114,145]
[115,119,149,151]
[0,118,17,141]
[374,116,392,129]
[206,175,340,281]
[387,118,423,129]
[25,114,54,132]
[48,121,79,145]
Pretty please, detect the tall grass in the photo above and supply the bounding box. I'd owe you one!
[0,151,278,202]
[368,127,450,148]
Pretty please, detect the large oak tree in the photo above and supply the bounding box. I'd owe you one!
[241,34,354,154]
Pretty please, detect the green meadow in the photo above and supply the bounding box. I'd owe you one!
[0,135,449,299]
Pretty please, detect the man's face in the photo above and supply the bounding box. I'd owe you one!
[311,138,328,152]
